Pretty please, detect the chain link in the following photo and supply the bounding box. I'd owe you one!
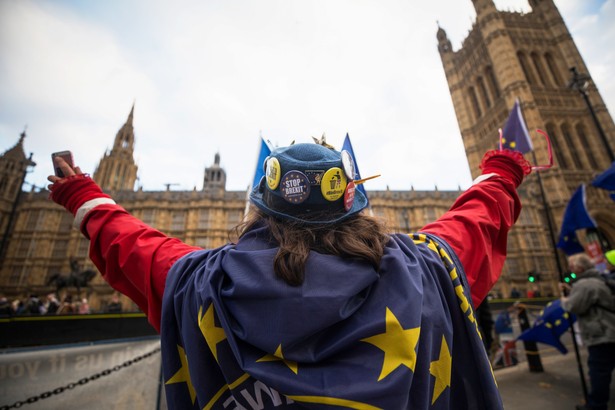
[0,346,161,410]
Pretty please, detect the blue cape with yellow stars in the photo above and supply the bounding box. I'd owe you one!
[161,225,503,409]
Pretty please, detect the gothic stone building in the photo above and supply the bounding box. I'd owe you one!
[1,0,615,310]
[437,0,615,295]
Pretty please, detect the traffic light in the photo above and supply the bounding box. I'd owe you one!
[528,271,536,283]
[564,272,577,283]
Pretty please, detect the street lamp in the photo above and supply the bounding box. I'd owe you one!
[568,67,614,162]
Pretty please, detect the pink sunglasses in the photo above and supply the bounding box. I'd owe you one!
[498,128,554,171]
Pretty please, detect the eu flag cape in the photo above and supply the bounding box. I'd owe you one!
[161,227,503,409]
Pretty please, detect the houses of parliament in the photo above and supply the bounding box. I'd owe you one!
[1,0,614,311]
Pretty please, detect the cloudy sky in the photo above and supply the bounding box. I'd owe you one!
[1,0,613,193]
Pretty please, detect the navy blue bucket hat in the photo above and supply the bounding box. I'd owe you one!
[250,143,368,224]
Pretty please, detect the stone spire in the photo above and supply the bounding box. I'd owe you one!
[93,104,139,191]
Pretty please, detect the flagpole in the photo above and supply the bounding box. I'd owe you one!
[530,134,589,404]
[515,98,588,401]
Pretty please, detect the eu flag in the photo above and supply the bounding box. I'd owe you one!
[494,311,513,335]
[342,133,370,207]
[252,137,272,188]
[592,162,615,201]
[556,184,597,255]
[517,300,576,354]
[557,231,585,256]
[501,99,533,153]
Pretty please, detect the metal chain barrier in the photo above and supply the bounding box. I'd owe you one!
[0,346,161,409]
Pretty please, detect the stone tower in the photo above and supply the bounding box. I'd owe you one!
[0,131,36,263]
[93,104,139,191]
[203,152,226,193]
[438,0,615,294]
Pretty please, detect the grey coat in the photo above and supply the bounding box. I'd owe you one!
[561,268,615,347]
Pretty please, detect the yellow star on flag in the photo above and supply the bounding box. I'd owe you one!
[257,344,298,374]
[429,336,452,404]
[198,304,227,362]
[361,307,421,381]
[165,345,197,404]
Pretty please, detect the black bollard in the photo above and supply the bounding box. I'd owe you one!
[517,306,544,372]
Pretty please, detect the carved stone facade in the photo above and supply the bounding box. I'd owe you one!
[438,0,615,297]
[0,116,460,310]
[1,0,614,309]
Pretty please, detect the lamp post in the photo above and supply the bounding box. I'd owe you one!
[568,67,614,163]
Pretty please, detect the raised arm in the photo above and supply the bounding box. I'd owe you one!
[48,158,199,331]
[421,150,530,306]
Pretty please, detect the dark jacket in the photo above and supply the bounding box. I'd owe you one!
[562,268,615,346]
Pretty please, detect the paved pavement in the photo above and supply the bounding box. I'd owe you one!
[495,340,615,409]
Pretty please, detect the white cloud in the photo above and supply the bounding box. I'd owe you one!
[0,0,613,193]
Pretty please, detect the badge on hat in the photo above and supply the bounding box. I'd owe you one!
[266,157,281,190]
[321,167,347,201]
[280,171,311,204]
[341,150,355,180]
[344,180,356,211]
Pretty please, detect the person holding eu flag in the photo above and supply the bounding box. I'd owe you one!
[560,253,615,410]
[48,140,531,409]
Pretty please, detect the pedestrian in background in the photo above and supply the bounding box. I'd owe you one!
[105,293,123,313]
[604,249,615,279]
[560,253,615,410]
[45,293,60,315]
[56,294,76,314]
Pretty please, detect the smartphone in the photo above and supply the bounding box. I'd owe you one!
[51,150,74,178]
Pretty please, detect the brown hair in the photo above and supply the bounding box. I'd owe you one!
[234,209,390,286]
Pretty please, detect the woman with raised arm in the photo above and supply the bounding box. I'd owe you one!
[49,142,530,409]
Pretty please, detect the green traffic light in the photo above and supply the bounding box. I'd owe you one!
[528,277,535,283]
[564,277,571,283]
[570,273,577,279]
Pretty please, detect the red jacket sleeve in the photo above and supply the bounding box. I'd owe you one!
[81,204,200,332]
[421,174,521,307]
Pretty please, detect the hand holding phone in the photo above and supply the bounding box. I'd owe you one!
[51,151,74,178]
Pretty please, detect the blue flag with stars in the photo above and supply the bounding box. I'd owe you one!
[592,162,615,201]
[160,228,503,409]
[517,299,576,354]
[494,311,513,335]
[252,137,272,189]
[556,184,597,255]
[501,99,533,153]
[557,231,585,256]
[342,133,370,208]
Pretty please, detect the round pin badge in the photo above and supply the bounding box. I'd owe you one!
[320,167,347,201]
[344,180,356,211]
[280,171,311,204]
[341,150,355,180]
[266,157,281,190]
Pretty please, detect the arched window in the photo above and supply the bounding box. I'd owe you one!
[486,66,501,98]
[545,53,562,87]
[546,123,568,168]
[477,76,491,108]
[561,123,582,169]
[575,123,599,168]
[530,52,548,86]
[518,52,535,85]
[469,86,482,119]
